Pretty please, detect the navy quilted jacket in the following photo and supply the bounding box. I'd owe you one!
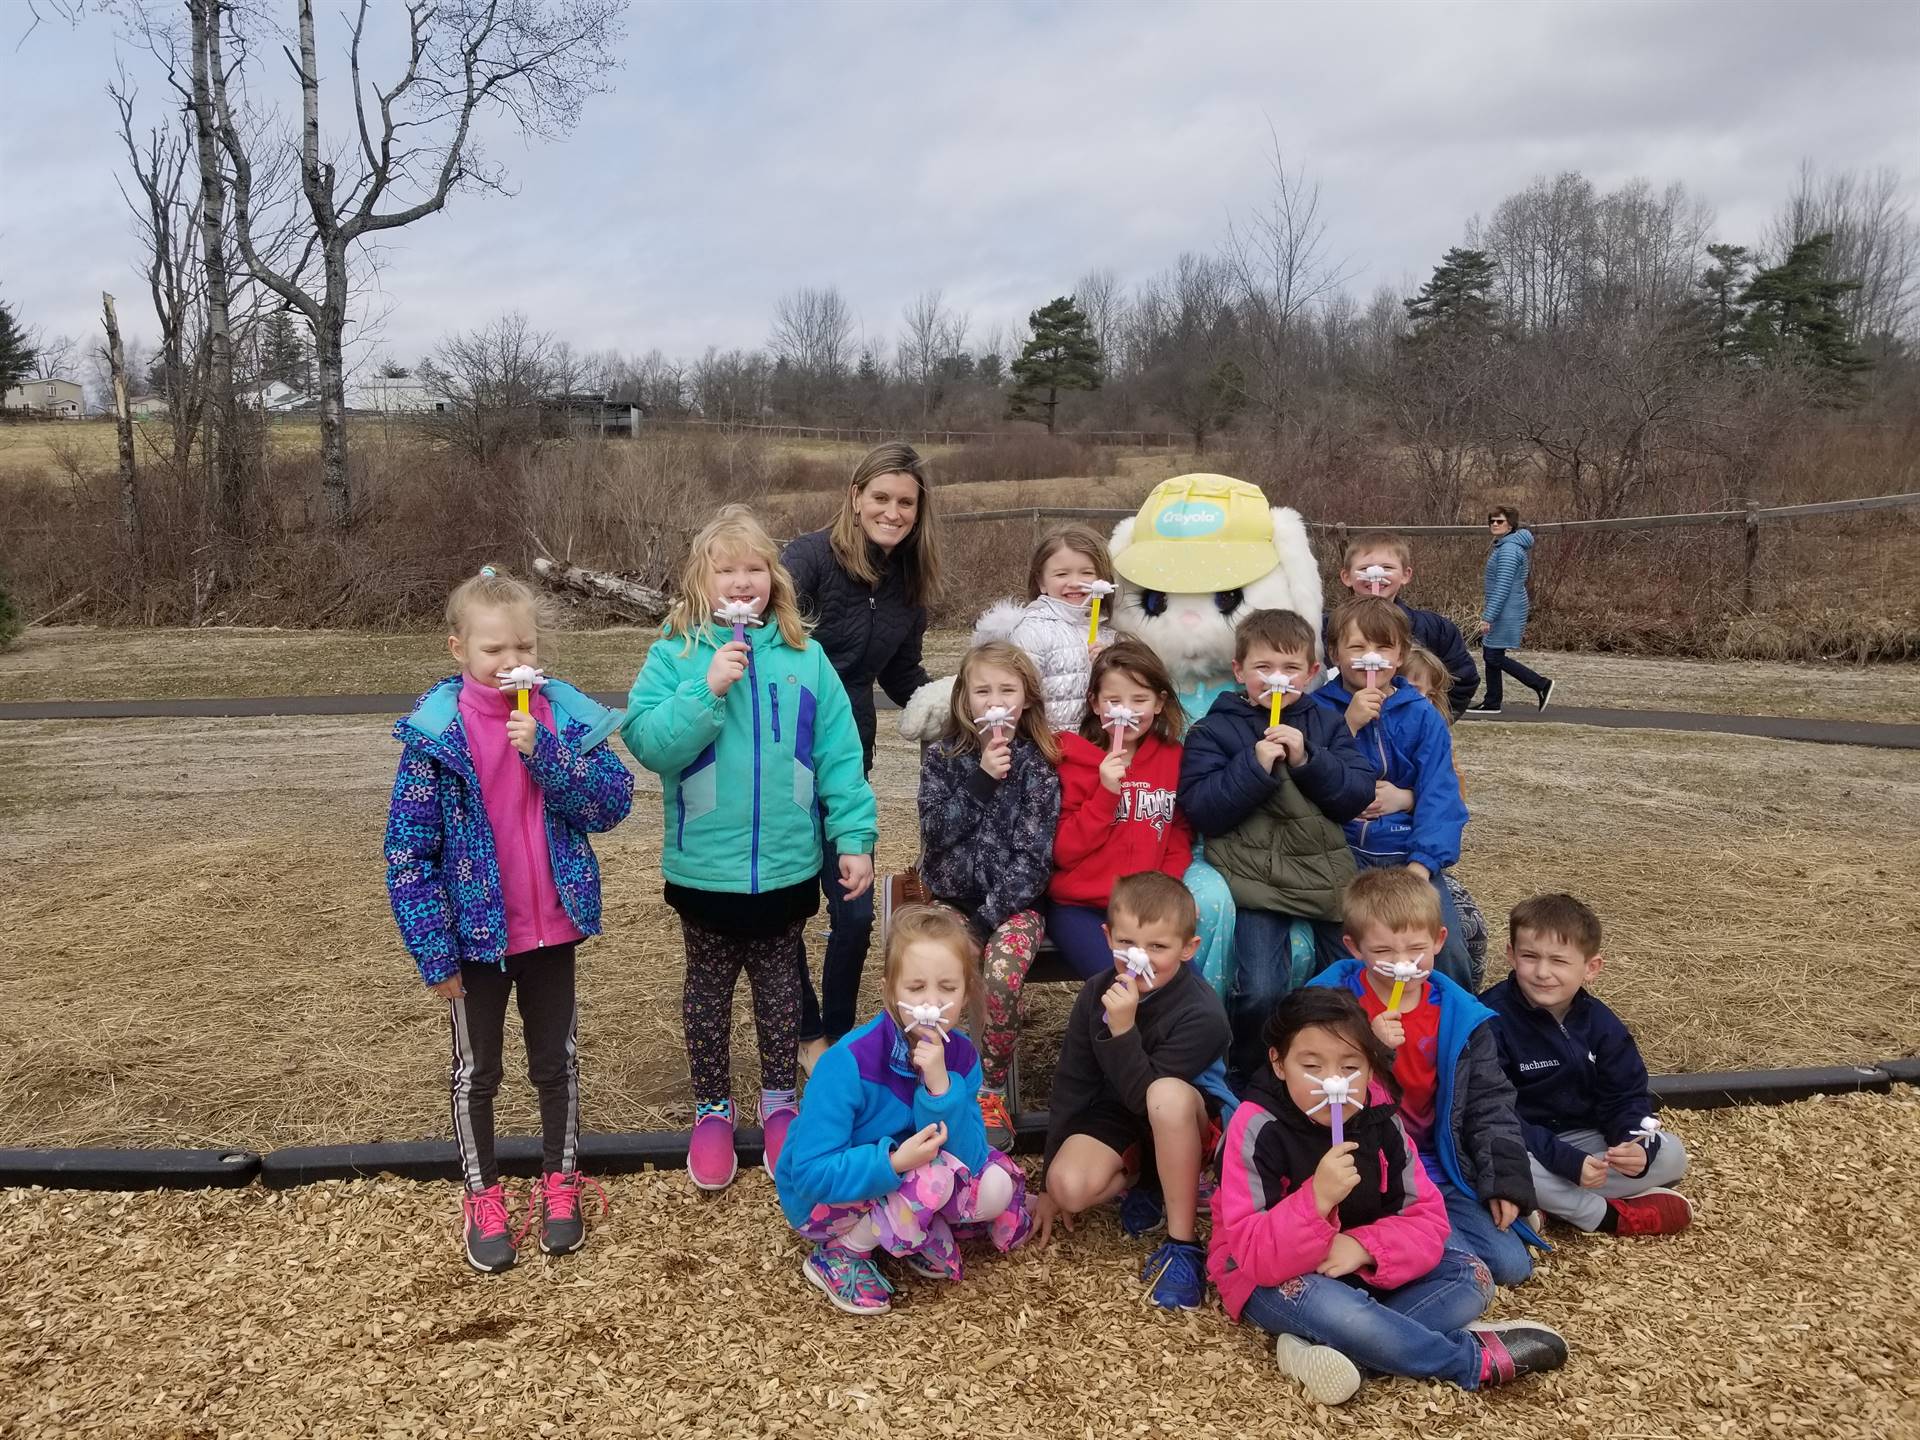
[384,677,634,986]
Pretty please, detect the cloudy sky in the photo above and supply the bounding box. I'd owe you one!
[3,0,1918,376]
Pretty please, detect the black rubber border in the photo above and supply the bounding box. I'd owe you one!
[3,1061,1912,1191]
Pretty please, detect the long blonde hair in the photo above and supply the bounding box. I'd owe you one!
[941,641,1061,763]
[665,506,809,653]
[828,442,942,607]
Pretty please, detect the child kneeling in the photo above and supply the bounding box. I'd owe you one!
[1035,872,1233,1312]
[1485,894,1692,1236]
[1211,988,1567,1404]
[775,906,1031,1314]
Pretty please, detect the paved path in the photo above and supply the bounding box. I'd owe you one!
[2,693,1916,749]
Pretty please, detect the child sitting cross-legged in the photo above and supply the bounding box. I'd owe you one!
[1033,871,1234,1312]
[1484,894,1692,1237]
[775,905,1032,1315]
[1309,867,1543,1287]
[1212,987,1568,1405]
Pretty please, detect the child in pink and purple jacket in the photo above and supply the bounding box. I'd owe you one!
[1209,988,1568,1406]
[385,567,633,1276]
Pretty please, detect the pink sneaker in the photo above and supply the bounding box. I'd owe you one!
[530,1171,606,1256]
[688,1100,738,1191]
[460,1184,517,1274]
[760,1098,799,1175]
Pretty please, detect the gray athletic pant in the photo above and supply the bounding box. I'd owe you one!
[1527,1126,1689,1231]
[450,943,580,1191]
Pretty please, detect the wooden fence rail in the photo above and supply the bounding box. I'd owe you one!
[641,418,1180,449]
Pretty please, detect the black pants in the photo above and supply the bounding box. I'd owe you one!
[1481,647,1548,709]
[797,838,874,1044]
[682,917,806,1106]
[450,943,579,1191]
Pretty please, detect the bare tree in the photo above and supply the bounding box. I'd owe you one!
[898,289,970,423]
[1769,161,1920,355]
[206,0,626,525]
[27,331,80,380]
[1134,254,1242,450]
[419,312,556,462]
[100,293,140,546]
[1223,134,1350,439]
[1072,266,1125,378]
[691,346,771,424]
[769,285,854,421]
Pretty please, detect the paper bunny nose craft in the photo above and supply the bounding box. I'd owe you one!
[1631,1116,1662,1144]
[1102,702,1141,754]
[1356,564,1391,592]
[1355,652,1390,689]
[714,598,763,642]
[1305,1072,1359,1144]
[898,1000,952,1031]
[974,705,1015,737]
[499,664,545,713]
[1083,578,1115,645]
[1372,957,1427,1009]
[1261,671,1296,724]
[1115,946,1155,987]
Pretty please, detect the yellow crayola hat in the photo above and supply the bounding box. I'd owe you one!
[1113,474,1277,593]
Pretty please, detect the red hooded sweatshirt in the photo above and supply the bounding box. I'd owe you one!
[1048,730,1194,907]
[458,676,582,957]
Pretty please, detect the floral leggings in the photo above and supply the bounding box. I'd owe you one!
[976,910,1046,1092]
[680,917,805,1107]
[795,1149,1032,1278]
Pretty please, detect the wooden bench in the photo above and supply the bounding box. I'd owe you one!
[879,870,1082,1111]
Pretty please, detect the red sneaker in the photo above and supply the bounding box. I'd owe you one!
[1607,1188,1693,1236]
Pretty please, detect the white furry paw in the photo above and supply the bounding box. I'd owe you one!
[899,677,954,742]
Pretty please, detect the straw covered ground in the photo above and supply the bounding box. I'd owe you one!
[1,700,1916,1151]
[3,1091,1918,1437]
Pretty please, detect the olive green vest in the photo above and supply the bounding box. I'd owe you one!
[1203,772,1356,921]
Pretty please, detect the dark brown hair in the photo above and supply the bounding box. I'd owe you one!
[1262,987,1400,1100]
[1509,893,1603,957]
[1110,871,1198,944]
[1077,638,1185,746]
[1233,608,1317,664]
[1489,505,1521,529]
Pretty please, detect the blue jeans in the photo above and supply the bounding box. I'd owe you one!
[797,839,873,1044]
[1228,909,1344,1085]
[1047,858,1236,986]
[1239,1245,1494,1389]
[1428,1159,1534,1286]
[1351,851,1476,991]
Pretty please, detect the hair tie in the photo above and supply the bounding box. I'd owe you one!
[479,565,497,578]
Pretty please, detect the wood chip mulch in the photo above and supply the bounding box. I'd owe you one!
[4,1091,1917,1438]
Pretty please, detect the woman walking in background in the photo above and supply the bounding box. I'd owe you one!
[1470,506,1553,714]
[783,442,942,1069]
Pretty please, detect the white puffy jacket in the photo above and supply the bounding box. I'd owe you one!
[974,595,1110,734]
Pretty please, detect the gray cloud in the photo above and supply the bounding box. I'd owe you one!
[3,0,1916,371]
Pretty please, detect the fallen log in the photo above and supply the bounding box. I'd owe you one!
[532,556,667,623]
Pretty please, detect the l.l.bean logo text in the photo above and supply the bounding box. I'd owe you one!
[1153,501,1227,538]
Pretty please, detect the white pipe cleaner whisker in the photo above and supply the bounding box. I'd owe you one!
[1355,652,1391,675]
[1356,564,1392,592]
[1102,702,1142,733]
[1303,1072,1358,1116]
[974,705,1016,736]
[1114,946,1155,988]
[898,1000,953,1032]
[713,599,763,627]
[497,664,546,691]
[1081,578,1115,599]
[1260,672,1297,701]
[1370,958,1427,984]
[1630,1116,1663,1144]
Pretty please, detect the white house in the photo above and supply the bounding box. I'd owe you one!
[3,377,84,418]
[353,375,441,413]
[129,394,170,419]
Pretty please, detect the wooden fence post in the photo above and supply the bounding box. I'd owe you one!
[1742,499,1760,609]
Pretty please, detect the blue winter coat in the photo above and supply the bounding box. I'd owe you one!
[1481,529,1534,649]
[1323,602,1479,717]
[1310,960,1542,1246]
[1481,976,1665,1184]
[774,1012,990,1228]
[1311,677,1467,875]
[384,678,634,986]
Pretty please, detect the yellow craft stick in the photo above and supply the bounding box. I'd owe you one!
[516,687,530,714]
[1269,689,1283,727]
[1087,595,1102,646]
[1387,977,1407,1011]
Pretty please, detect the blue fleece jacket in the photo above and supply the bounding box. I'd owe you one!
[1311,676,1467,874]
[1310,959,1543,1247]
[774,1012,990,1229]
[1481,975,1664,1183]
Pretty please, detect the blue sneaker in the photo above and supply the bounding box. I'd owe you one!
[1141,1239,1206,1311]
[1118,1186,1166,1239]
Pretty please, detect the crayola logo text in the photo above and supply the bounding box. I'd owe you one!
[1153,502,1227,538]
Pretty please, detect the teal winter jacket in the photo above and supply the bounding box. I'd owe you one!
[621,621,877,893]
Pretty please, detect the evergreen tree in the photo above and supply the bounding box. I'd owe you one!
[1694,243,1751,356]
[260,309,313,391]
[0,294,35,395]
[1735,233,1870,385]
[1008,296,1101,432]
[976,353,1005,388]
[1404,248,1498,336]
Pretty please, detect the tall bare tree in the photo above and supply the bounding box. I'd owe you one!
[207,0,625,525]
[1769,161,1920,355]
[419,311,557,462]
[769,285,855,421]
